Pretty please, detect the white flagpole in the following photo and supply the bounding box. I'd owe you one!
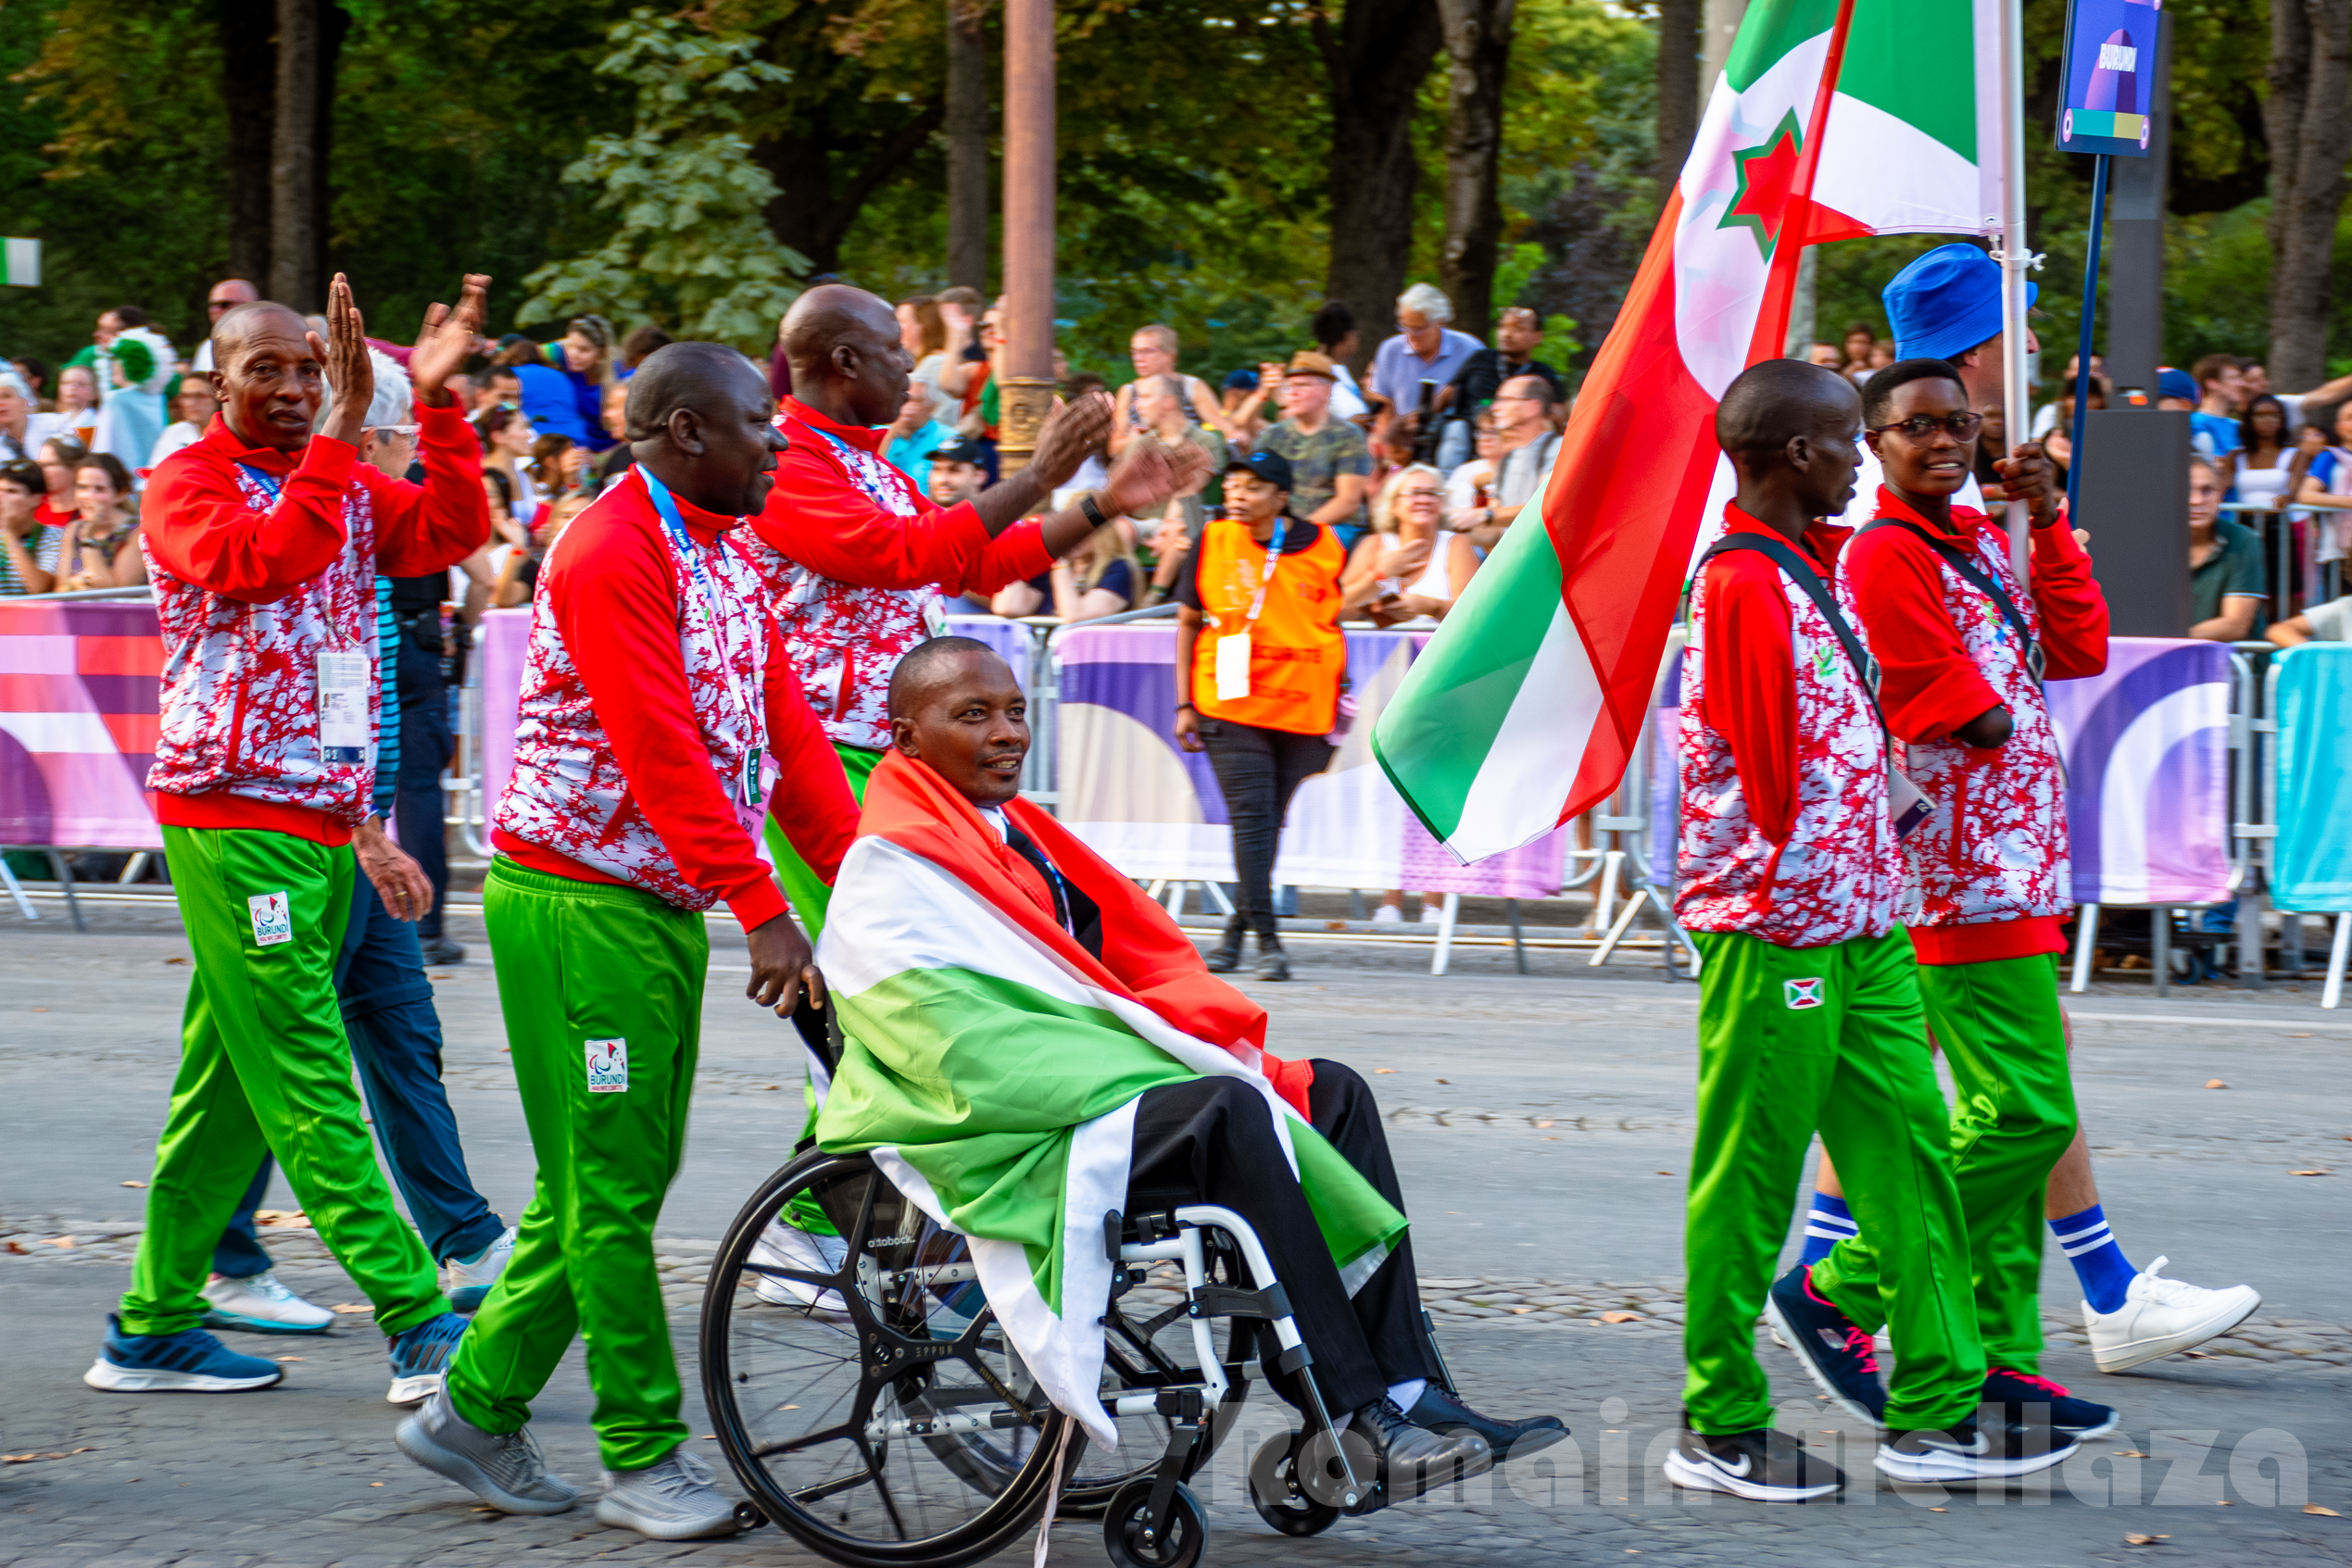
[1994,0,2033,584]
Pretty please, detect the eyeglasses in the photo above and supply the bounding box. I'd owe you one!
[1870,411,1983,442]
[1398,488,1444,500]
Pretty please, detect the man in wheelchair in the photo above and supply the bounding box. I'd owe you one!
[807,636,1566,1508]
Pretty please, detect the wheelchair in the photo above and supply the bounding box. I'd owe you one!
[698,1143,1453,1568]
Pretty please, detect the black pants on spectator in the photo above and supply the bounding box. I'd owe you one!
[1127,1060,1429,1418]
[1198,718,1332,940]
[395,631,453,942]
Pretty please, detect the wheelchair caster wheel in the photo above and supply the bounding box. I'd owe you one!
[1247,1433,1340,1537]
[1102,1478,1207,1568]
[732,1499,767,1531]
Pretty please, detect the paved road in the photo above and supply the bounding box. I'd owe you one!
[5,898,2349,1565]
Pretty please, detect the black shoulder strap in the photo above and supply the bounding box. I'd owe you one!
[1854,517,2044,683]
[1700,533,1890,743]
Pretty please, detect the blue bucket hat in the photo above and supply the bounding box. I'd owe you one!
[1884,243,2038,362]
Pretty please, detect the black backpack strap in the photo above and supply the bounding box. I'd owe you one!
[1853,516,2044,683]
[1699,533,1890,743]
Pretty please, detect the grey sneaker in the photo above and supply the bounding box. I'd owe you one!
[396,1388,580,1515]
[595,1448,740,1540]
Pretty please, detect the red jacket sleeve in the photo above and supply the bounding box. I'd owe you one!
[549,520,789,930]
[1843,526,2003,745]
[944,517,1055,596]
[753,444,1001,589]
[2028,516,2109,681]
[367,397,494,577]
[143,436,356,604]
[760,626,859,885]
[1701,553,1799,845]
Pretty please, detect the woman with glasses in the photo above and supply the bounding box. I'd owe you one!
[149,373,220,469]
[1342,462,1478,627]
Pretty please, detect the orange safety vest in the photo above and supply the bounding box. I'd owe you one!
[1189,516,1346,734]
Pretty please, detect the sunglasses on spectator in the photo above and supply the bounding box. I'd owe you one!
[1870,411,1983,441]
[1398,487,1444,499]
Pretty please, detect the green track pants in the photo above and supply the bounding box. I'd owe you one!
[122,826,447,1337]
[1684,928,1983,1435]
[762,741,881,940]
[1815,953,2077,1373]
[444,859,708,1472]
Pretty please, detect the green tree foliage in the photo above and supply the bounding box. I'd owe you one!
[519,10,809,349]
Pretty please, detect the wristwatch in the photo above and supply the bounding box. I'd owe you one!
[1079,493,1109,530]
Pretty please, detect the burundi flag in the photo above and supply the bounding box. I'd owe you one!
[1372,0,2008,861]
[811,752,1405,1450]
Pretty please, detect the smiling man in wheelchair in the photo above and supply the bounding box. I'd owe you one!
[792,637,1566,1524]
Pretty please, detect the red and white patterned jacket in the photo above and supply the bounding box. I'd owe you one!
[492,469,856,927]
[1842,487,2109,963]
[1676,507,1904,949]
[141,403,490,846]
[744,398,1051,751]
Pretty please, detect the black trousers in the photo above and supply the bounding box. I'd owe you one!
[1127,1060,1430,1417]
[1198,718,1333,939]
[395,632,453,940]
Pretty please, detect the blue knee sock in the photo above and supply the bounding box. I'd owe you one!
[2050,1204,2137,1314]
[1799,1192,1856,1266]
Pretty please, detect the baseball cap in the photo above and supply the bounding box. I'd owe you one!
[1883,243,2038,362]
[2156,368,2199,403]
[1284,350,1338,381]
[1226,448,1294,493]
[931,434,988,467]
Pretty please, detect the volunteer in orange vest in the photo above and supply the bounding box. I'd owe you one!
[1173,449,1346,982]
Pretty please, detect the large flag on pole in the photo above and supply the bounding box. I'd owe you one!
[1373,0,2011,862]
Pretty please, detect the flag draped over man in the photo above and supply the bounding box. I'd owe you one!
[1374,0,2011,861]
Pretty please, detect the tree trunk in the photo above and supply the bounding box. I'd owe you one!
[2262,0,2352,390]
[314,3,347,299]
[1315,0,1445,374]
[1654,0,1701,201]
[754,103,946,277]
[220,0,276,291]
[269,0,320,310]
[946,0,990,292]
[1436,0,1516,343]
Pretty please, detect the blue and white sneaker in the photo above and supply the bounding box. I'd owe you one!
[387,1311,471,1407]
[443,1226,517,1314]
[1764,1264,1888,1427]
[84,1314,285,1393]
[201,1269,336,1334]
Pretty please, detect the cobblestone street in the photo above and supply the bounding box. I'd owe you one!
[5,899,2349,1565]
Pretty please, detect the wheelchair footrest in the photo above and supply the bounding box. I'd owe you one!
[1190,1281,1291,1322]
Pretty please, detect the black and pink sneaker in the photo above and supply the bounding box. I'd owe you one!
[1765,1264,1888,1426]
[1981,1367,2118,1439]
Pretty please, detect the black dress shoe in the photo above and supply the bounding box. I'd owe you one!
[1255,936,1291,982]
[1202,921,1245,973]
[420,937,467,966]
[1351,1396,1490,1503]
[1404,1383,1568,1461]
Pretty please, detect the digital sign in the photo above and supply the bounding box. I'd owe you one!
[2056,0,2160,157]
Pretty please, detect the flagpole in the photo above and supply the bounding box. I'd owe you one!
[1994,0,2033,584]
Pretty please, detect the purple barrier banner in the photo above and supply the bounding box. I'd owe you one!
[478,607,533,833]
[0,599,165,849]
[2042,636,2233,906]
[1056,622,1569,894]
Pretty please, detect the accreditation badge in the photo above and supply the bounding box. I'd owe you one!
[1214,633,1251,701]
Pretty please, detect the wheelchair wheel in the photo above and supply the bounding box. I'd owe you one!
[701,1149,1067,1568]
[1246,1431,1340,1537]
[1102,1478,1208,1568]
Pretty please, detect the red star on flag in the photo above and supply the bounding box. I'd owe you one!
[1719,110,1871,259]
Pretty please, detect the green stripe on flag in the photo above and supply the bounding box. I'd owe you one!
[1371,511,1566,843]
[1723,0,1840,92]
[1836,0,1977,161]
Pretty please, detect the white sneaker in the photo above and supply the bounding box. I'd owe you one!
[201,1270,334,1335]
[2084,1256,2261,1374]
[1371,904,1402,925]
[596,1448,738,1540]
[444,1225,518,1314]
[748,1218,849,1311]
[1418,902,1445,925]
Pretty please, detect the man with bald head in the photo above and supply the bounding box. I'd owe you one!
[189,278,261,373]
[746,282,1204,929]
[91,274,492,1406]
[397,340,856,1541]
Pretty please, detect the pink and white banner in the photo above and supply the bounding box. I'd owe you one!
[0,599,165,849]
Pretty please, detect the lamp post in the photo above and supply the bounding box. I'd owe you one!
[997,0,1056,476]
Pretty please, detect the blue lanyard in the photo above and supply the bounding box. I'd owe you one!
[791,415,900,508]
[237,464,283,503]
[635,465,762,747]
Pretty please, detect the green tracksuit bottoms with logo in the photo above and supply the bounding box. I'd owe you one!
[444,859,707,1473]
[1815,952,2077,1374]
[1684,927,1985,1435]
[121,826,447,1337]
[763,741,883,940]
